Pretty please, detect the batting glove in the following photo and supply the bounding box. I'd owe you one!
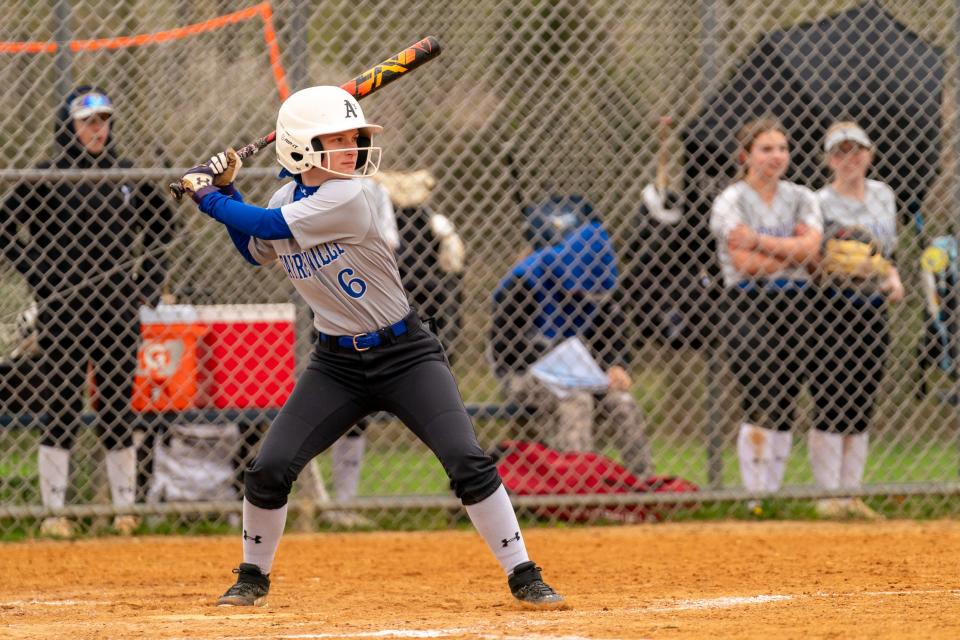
[179,165,218,204]
[210,148,243,187]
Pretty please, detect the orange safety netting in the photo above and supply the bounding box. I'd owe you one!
[0,1,289,101]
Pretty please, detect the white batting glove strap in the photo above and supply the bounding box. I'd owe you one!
[211,148,243,187]
[209,152,229,175]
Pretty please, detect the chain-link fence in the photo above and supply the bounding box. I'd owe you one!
[1,0,960,536]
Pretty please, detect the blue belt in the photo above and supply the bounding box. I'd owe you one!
[735,278,808,292]
[318,316,411,352]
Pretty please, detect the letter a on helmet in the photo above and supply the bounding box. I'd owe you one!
[275,86,383,177]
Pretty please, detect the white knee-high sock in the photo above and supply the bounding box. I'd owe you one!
[767,430,792,492]
[840,432,870,490]
[38,445,70,509]
[332,434,365,501]
[242,498,288,575]
[464,485,529,574]
[105,447,137,507]
[736,423,771,493]
[808,429,843,491]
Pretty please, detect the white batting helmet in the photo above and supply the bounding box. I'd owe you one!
[275,86,383,177]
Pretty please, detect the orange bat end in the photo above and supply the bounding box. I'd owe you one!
[340,36,442,100]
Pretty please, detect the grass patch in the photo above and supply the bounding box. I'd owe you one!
[2,420,959,541]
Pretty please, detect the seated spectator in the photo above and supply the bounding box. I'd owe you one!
[373,170,465,358]
[488,194,653,477]
[323,172,467,527]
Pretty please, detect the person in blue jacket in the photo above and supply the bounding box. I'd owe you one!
[489,194,653,477]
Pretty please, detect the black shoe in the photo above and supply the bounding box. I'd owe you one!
[216,563,270,606]
[508,561,566,609]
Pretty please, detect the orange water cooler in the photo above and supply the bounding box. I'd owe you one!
[132,304,296,412]
[133,306,208,411]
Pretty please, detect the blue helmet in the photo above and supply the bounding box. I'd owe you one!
[522,193,594,249]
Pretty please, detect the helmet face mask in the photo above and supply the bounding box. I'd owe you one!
[297,133,382,179]
[276,86,383,177]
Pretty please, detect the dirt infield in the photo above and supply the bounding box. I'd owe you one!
[3,520,960,639]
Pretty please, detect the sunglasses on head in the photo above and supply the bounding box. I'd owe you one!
[69,92,114,119]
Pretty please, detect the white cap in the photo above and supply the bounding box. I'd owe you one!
[824,123,872,153]
[69,91,114,119]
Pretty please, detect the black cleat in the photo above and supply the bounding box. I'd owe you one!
[216,563,270,607]
[508,561,566,609]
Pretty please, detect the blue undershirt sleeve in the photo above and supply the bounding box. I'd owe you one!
[199,191,292,240]
[225,186,245,204]
[225,225,259,266]
[210,187,270,266]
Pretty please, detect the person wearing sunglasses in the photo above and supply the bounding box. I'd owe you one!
[0,85,176,537]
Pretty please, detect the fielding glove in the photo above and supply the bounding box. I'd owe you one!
[820,225,891,285]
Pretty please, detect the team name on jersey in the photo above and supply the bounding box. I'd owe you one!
[756,224,792,237]
[278,243,346,280]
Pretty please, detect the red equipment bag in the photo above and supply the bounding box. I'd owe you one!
[494,440,698,522]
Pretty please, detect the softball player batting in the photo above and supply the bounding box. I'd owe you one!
[176,86,564,609]
[709,118,823,504]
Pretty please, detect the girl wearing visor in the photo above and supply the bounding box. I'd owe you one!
[709,118,823,509]
[176,86,564,609]
[808,122,903,519]
[0,86,175,537]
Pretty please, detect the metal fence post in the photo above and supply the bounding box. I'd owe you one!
[699,0,725,490]
[53,0,73,98]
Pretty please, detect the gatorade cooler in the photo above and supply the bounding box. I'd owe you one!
[194,304,296,409]
[133,305,208,412]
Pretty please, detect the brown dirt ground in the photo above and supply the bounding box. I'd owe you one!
[2,520,960,640]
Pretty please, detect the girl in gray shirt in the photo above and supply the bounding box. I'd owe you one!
[808,121,902,520]
[709,118,823,508]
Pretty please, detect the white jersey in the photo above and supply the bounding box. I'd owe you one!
[710,180,823,287]
[248,179,410,335]
[816,179,897,258]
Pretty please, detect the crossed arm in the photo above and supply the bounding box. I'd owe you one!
[727,223,822,276]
